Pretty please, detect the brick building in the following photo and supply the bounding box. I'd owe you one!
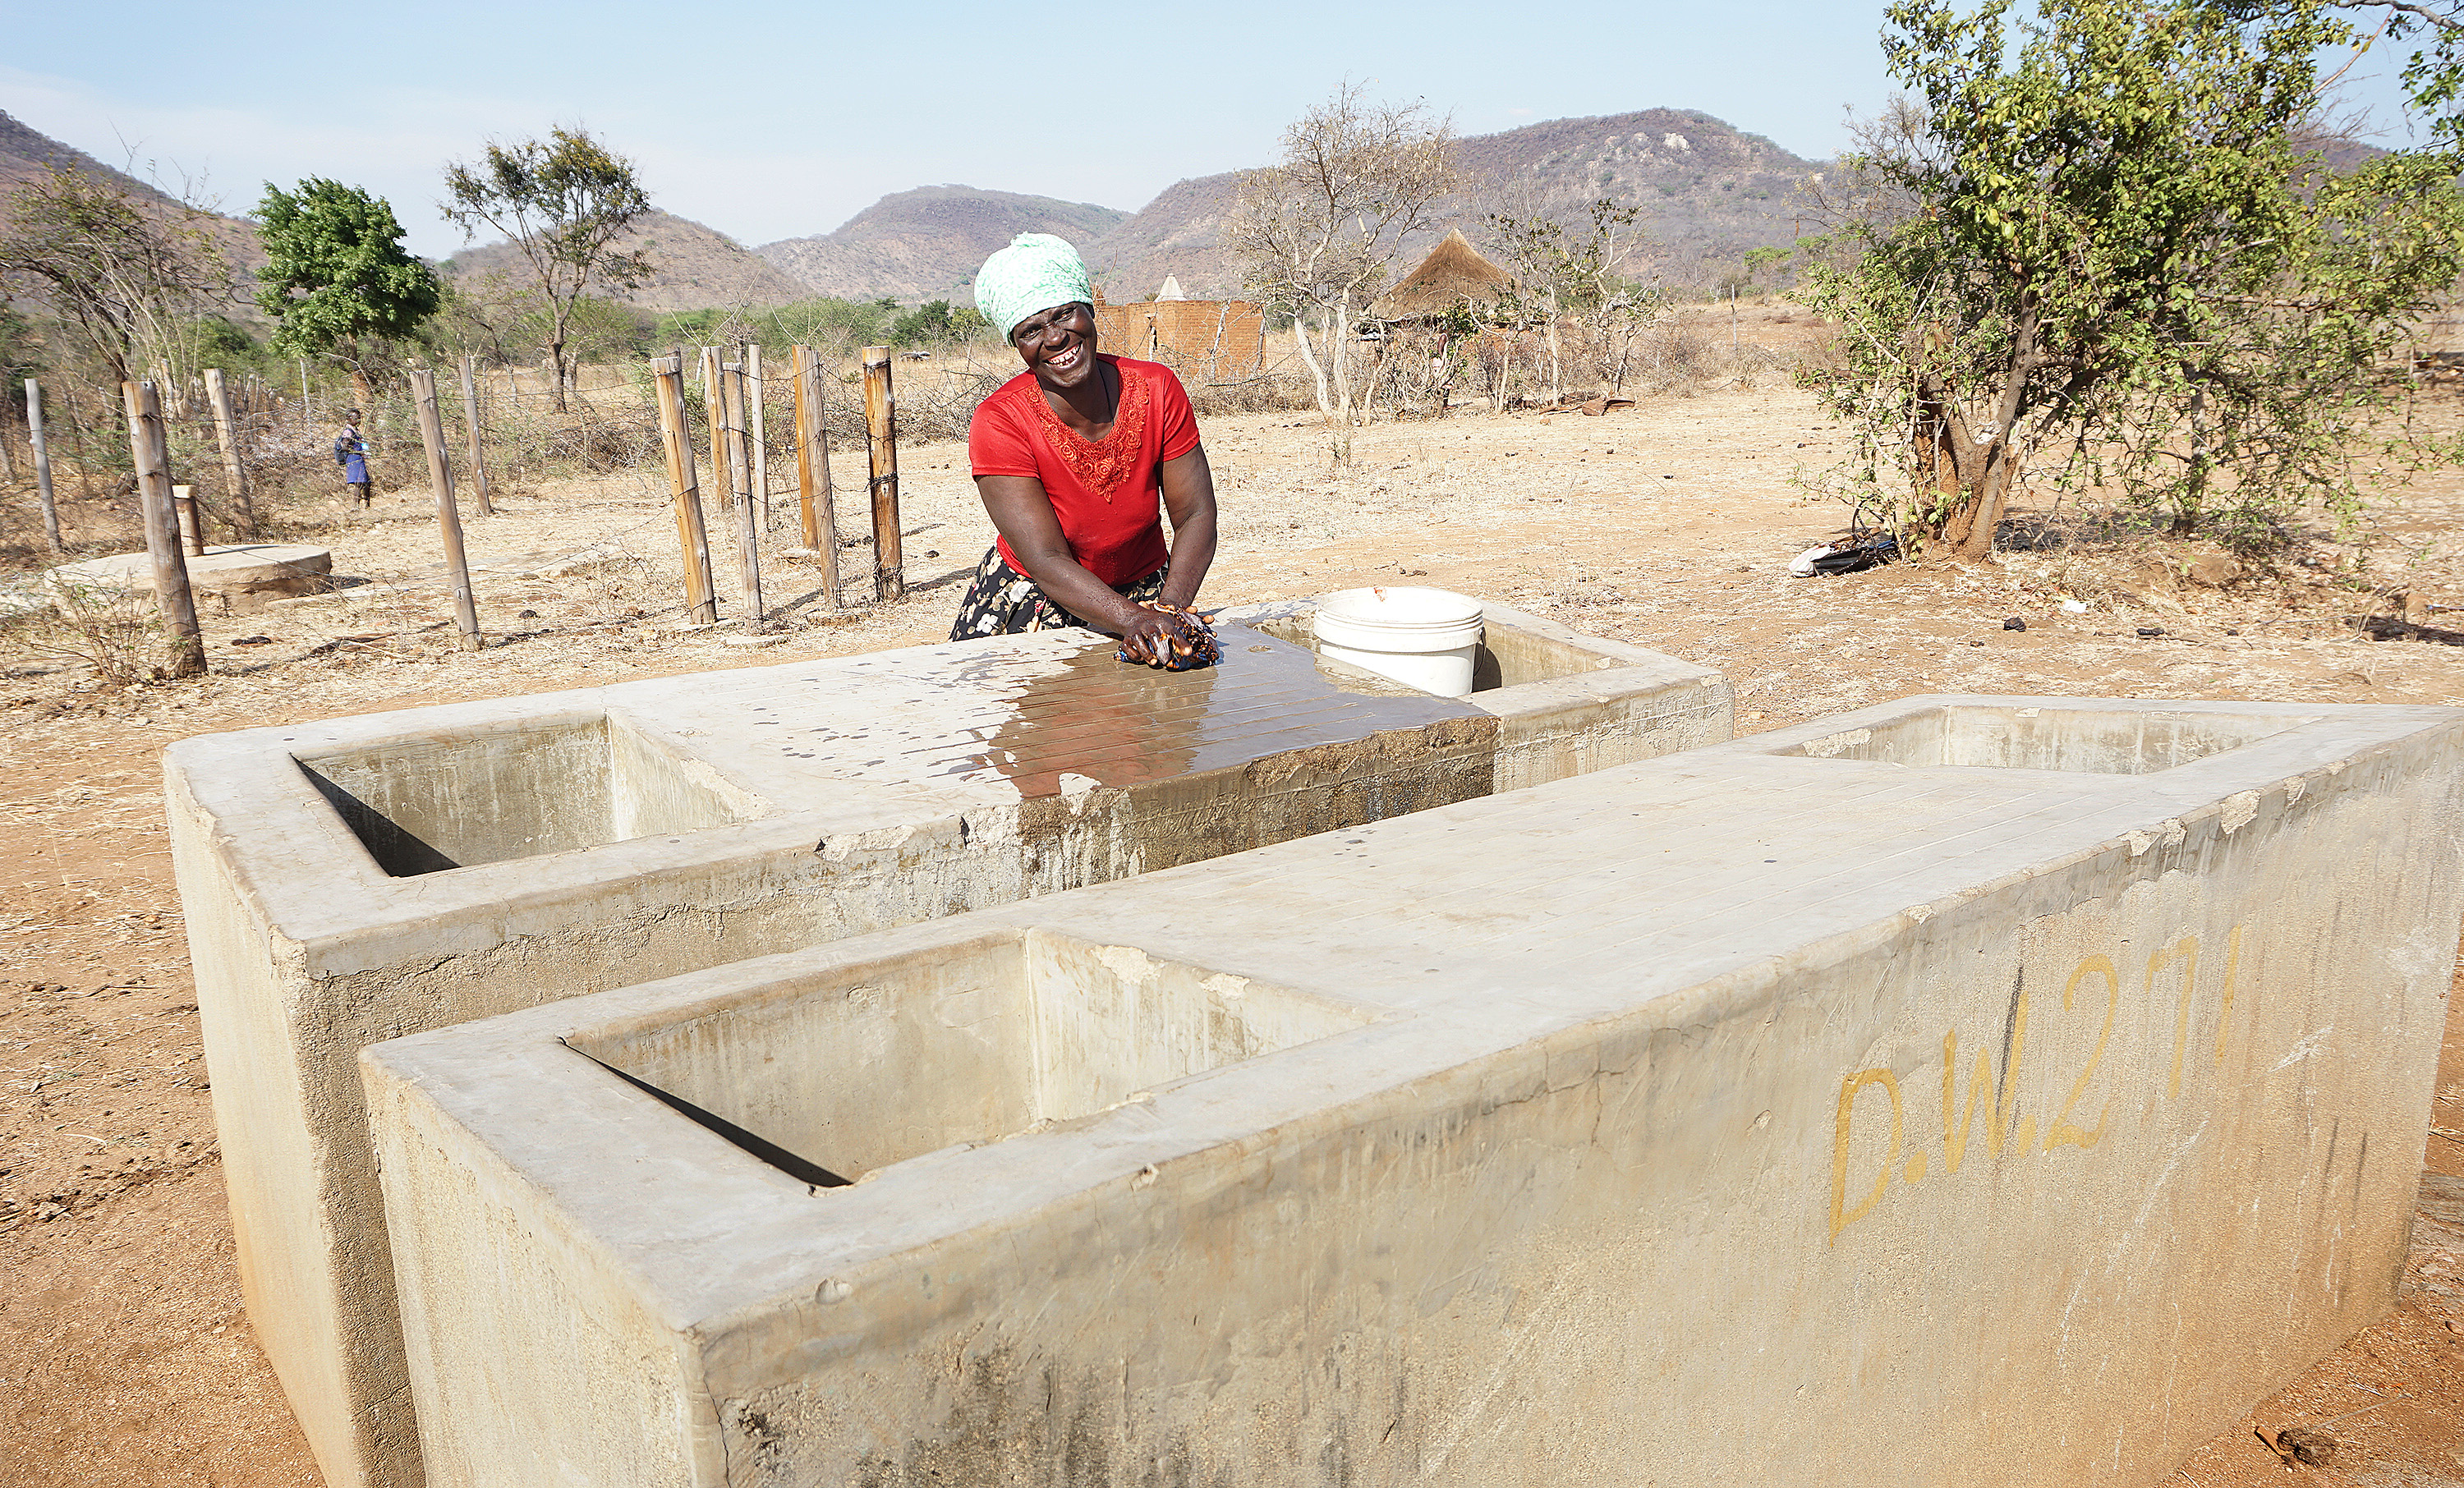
[1091,283,1269,382]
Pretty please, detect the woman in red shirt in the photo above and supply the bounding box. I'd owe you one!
[951,234,1217,664]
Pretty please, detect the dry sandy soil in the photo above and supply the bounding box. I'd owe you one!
[4,313,2462,1484]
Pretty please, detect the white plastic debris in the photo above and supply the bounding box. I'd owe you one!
[1788,545,1833,577]
[2060,598,2089,614]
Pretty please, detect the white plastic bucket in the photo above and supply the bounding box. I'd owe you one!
[1311,586,1486,697]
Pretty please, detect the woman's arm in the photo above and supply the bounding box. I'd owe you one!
[1155,446,1218,612]
[975,475,1188,659]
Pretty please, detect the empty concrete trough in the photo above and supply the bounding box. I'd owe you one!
[165,600,1726,1488]
[361,696,2464,1488]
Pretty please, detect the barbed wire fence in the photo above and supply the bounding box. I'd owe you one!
[2,322,1339,680]
[0,342,1015,677]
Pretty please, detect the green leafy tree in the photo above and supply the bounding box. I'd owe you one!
[889,299,989,347]
[0,302,38,391]
[1740,245,1791,293]
[1799,0,2464,558]
[255,178,440,403]
[517,294,646,365]
[2319,2,2464,145]
[442,126,651,411]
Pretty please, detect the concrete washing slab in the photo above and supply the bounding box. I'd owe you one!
[164,599,1726,1488]
[48,543,333,613]
[362,696,2464,1488]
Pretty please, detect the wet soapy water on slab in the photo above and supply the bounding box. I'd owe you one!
[729,624,1486,802]
[971,625,1484,796]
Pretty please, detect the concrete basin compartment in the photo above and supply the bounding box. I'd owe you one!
[296,713,763,875]
[363,698,2464,1488]
[164,610,1722,1488]
[569,930,1372,1187]
[1765,697,2326,774]
[1236,594,1732,790]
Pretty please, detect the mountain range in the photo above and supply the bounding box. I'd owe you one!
[1,103,1821,324]
[754,185,1129,302]
[0,108,264,283]
[1074,108,1821,301]
[445,209,810,311]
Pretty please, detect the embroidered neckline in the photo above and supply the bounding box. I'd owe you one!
[1027,358,1149,503]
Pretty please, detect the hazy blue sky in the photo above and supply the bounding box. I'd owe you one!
[0,1,2428,258]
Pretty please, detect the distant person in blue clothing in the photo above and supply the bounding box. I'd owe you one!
[335,410,372,507]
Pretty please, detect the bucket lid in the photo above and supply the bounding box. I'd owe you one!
[1314,586,1483,630]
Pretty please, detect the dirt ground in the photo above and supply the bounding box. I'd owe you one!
[4,313,2462,1483]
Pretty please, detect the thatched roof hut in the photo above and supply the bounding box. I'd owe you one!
[1373,229,1512,319]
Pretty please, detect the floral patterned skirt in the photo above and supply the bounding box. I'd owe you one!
[947,546,1168,641]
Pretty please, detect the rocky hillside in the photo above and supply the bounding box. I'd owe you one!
[0,108,265,284]
[1078,174,1240,304]
[1459,108,1818,284]
[1084,108,1823,300]
[754,186,1129,301]
[0,108,160,200]
[445,209,810,311]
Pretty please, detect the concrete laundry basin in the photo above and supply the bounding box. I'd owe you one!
[167,602,1727,1488]
[363,696,2464,1488]
[295,712,761,875]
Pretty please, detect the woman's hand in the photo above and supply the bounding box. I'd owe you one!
[1115,604,1219,668]
[1116,605,1194,666]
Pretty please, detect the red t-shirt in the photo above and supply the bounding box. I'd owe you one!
[968,355,1201,586]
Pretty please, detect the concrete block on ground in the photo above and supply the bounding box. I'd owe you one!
[362,696,2464,1488]
[48,544,333,613]
[167,604,1723,1488]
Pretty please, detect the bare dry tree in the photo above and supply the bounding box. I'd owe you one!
[0,167,224,384]
[1225,84,1459,462]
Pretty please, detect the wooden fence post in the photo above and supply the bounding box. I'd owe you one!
[790,344,839,607]
[457,355,494,517]
[121,379,205,677]
[204,367,255,537]
[700,347,747,609]
[701,346,732,526]
[862,345,903,602]
[652,351,719,624]
[172,484,205,556]
[26,379,62,553]
[746,343,768,530]
[723,359,764,622]
[409,369,483,651]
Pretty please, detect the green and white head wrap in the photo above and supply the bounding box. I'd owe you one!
[974,233,1093,345]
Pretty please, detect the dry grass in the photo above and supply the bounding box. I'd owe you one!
[1,576,160,685]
